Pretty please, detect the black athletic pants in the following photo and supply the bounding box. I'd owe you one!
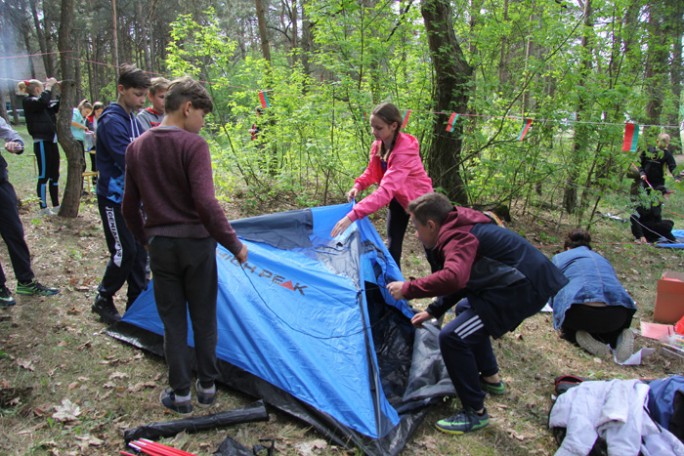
[561,304,634,347]
[149,236,220,396]
[33,140,60,209]
[386,197,438,272]
[96,195,147,307]
[440,299,498,412]
[0,179,34,286]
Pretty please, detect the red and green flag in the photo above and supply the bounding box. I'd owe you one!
[258,90,270,109]
[445,113,460,132]
[517,118,533,141]
[401,110,412,129]
[622,122,639,152]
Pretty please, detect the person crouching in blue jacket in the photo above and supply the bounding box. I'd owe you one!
[387,192,568,435]
[551,229,636,361]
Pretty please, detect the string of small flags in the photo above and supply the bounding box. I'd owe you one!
[252,90,678,145]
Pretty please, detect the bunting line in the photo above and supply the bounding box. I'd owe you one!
[0,50,679,131]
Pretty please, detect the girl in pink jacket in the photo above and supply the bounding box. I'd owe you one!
[331,102,433,269]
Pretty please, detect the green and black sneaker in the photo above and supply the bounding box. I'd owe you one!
[435,408,489,434]
[16,280,60,297]
[480,377,506,396]
[0,285,16,307]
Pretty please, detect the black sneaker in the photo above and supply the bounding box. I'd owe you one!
[91,294,121,324]
[16,280,60,296]
[0,286,16,307]
[435,408,489,434]
[160,388,192,414]
[195,379,216,408]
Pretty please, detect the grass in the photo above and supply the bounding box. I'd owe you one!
[1,134,684,455]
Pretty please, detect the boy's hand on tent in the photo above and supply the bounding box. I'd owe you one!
[411,311,432,328]
[235,244,248,264]
[331,216,352,238]
[386,281,405,300]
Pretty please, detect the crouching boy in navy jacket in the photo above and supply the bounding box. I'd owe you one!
[122,77,248,414]
[387,192,567,434]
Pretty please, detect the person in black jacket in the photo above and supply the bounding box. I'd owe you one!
[17,78,61,214]
[0,117,59,305]
[638,133,680,192]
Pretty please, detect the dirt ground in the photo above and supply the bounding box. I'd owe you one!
[1,193,684,455]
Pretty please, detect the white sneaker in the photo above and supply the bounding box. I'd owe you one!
[40,207,55,216]
[576,330,611,358]
[52,206,60,214]
[615,328,635,363]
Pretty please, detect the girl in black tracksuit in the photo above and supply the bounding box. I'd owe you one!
[18,78,61,212]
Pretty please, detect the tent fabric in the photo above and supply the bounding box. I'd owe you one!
[656,229,684,249]
[108,203,453,455]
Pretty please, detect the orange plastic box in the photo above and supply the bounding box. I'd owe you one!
[653,271,684,324]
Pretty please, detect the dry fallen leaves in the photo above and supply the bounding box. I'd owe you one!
[128,381,157,392]
[17,358,35,371]
[109,371,129,380]
[293,439,328,455]
[52,398,81,422]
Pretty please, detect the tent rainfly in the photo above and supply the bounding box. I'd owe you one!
[108,203,455,455]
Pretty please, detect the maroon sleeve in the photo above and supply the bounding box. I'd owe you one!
[186,138,243,255]
[402,230,479,299]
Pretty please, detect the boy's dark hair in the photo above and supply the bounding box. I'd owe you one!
[149,77,170,95]
[118,64,151,89]
[407,192,453,226]
[165,77,213,113]
[564,228,592,250]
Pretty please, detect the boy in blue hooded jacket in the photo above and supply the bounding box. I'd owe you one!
[92,64,150,324]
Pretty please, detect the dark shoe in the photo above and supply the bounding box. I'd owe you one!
[436,408,489,434]
[160,388,192,414]
[0,286,16,307]
[16,280,60,296]
[91,294,121,324]
[195,379,216,408]
[480,377,505,395]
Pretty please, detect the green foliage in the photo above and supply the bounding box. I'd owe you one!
[162,1,681,223]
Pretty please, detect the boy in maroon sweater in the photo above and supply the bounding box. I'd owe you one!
[122,76,248,414]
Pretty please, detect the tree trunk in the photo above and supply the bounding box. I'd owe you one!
[644,2,669,126]
[29,0,53,76]
[112,0,120,70]
[421,0,472,204]
[56,0,82,218]
[498,0,510,87]
[255,0,272,62]
[300,1,312,74]
[563,0,593,214]
[667,0,683,126]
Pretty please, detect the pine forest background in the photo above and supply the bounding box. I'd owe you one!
[1,0,683,224]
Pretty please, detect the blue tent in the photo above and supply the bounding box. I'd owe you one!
[108,203,454,455]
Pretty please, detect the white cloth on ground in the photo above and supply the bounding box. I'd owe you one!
[549,379,684,456]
